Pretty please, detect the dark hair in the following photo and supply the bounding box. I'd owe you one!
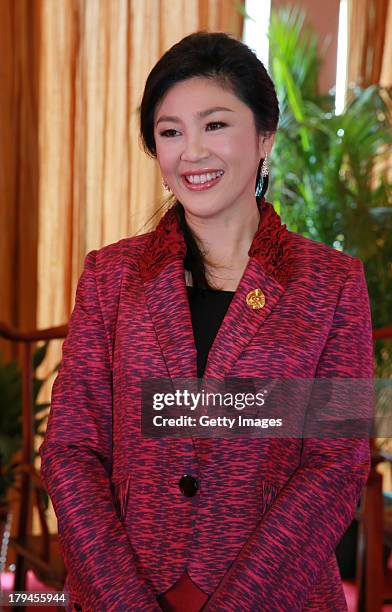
[139,31,279,289]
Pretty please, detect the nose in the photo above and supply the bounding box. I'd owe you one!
[180,133,209,163]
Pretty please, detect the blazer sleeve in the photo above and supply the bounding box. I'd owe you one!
[39,251,161,611]
[204,256,373,612]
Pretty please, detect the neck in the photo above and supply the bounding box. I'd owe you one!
[184,200,261,289]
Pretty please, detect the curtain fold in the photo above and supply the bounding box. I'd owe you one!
[348,0,391,88]
[0,0,40,360]
[347,0,392,186]
[380,0,392,87]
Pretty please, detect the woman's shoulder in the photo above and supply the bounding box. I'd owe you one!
[286,229,362,278]
[79,232,154,322]
[89,231,154,270]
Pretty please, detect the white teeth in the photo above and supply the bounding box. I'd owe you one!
[185,170,224,184]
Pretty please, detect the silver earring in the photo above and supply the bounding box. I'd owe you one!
[261,154,269,178]
[162,178,170,192]
[255,154,269,198]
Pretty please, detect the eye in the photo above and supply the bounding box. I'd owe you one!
[206,121,227,131]
[159,129,180,137]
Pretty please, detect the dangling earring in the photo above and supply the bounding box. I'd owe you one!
[255,154,269,199]
[162,178,171,192]
[261,154,269,179]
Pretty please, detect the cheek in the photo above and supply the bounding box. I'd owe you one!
[155,144,176,175]
[218,130,258,164]
[236,129,260,158]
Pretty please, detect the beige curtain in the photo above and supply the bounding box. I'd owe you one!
[0,0,40,361]
[380,0,392,87]
[347,0,392,183]
[348,0,392,87]
[37,0,244,332]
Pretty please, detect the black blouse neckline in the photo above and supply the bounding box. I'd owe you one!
[186,286,235,378]
[186,286,235,295]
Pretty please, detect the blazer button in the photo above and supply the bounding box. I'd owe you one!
[179,474,199,497]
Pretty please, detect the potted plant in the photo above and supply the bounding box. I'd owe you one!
[267,6,392,332]
[0,344,53,573]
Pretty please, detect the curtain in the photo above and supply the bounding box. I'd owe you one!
[0,0,40,361]
[347,0,392,183]
[37,0,244,332]
[348,0,391,87]
[379,0,392,87]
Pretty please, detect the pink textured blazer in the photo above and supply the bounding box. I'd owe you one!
[39,200,373,611]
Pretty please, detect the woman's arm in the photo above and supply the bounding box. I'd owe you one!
[39,251,160,611]
[204,257,373,612]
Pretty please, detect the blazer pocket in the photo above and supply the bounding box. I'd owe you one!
[260,479,280,516]
[113,476,132,522]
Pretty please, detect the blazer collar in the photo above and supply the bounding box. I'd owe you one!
[139,198,290,286]
[139,199,291,380]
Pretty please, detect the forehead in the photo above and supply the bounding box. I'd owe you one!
[154,76,249,122]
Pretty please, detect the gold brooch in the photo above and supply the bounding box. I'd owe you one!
[246,288,266,310]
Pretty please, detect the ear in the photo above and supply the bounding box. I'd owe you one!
[258,132,275,158]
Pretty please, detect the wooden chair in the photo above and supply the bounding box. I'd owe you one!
[0,322,68,594]
[356,325,392,611]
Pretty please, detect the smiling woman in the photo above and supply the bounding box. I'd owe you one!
[39,31,373,612]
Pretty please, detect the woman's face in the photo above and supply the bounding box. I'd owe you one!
[153,77,274,221]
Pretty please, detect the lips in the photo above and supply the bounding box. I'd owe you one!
[181,169,225,191]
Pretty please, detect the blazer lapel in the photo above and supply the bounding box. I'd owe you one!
[142,258,197,379]
[139,206,197,380]
[203,258,285,379]
[204,199,291,378]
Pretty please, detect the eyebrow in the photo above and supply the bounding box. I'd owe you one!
[155,106,234,126]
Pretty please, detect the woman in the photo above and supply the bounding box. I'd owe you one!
[39,32,373,611]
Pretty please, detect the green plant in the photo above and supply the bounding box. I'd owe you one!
[267,7,392,333]
[0,344,53,500]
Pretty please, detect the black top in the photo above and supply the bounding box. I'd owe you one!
[186,286,235,378]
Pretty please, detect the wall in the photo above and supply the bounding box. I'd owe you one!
[272,0,341,94]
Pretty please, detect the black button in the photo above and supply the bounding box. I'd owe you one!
[74,604,82,611]
[179,474,199,497]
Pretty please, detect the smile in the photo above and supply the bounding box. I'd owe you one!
[182,170,225,191]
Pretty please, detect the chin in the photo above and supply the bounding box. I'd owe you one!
[176,186,224,210]
[180,199,229,220]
